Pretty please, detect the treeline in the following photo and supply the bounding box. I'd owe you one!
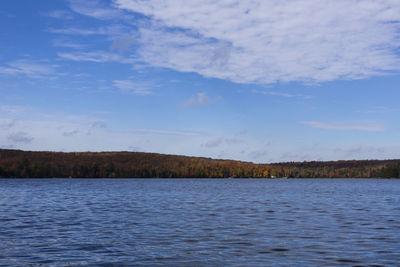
[270,160,400,178]
[0,149,399,178]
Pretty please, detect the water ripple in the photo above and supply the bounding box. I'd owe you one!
[0,178,400,266]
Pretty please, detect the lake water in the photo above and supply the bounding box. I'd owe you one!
[0,179,399,266]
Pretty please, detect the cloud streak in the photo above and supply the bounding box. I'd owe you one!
[0,59,57,79]
[52,39,85,49]
[130,128,201,136]
[48,25,129,37]
[300,121,385,132]
[253,90,312,99]
[58,51,136,64]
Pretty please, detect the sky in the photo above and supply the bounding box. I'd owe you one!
[1,0,400,163]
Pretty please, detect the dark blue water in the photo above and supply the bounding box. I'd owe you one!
[0,179,400,266]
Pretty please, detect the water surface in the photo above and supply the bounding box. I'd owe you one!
[0,178,399,266]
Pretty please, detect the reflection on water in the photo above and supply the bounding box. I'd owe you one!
[0,178,399,266]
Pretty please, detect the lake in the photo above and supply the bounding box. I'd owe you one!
[0,178,399,266]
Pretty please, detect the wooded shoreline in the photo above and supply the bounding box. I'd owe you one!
[1,149,400,178]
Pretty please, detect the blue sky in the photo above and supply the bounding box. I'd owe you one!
[1,0,400,163]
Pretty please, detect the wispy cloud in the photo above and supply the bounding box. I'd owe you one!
[0,104,28,114]
[113,80,153,95]
[356,106,398,114]
[334,144,386,156]
[110,36,137,52]
[0,119,15,129]
[112,0,400,84]
[182,92,216,107]
[52,39,85,49]
[204,137,243,148]
[63,129,79,137]
[44,10,74,20]
[300,121,385,132]
[0,59,57,79]
[205,138,223,148]
[48,27,101,36]
[58,51,136,63]
[131,128,201,136]
[91,120,107,128]
[0,106,118,151]
[48,25,128,37]
[253,90,312,99]
[69,0,127,20]
[7,131,34,144]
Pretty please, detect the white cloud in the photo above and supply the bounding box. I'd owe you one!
[113,80,153,95]
[113,0,400,84]
[0,59,57,79]
[300,121,385,132]
[182,92,213,107]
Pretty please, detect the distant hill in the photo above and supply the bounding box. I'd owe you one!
[0,149,399,178]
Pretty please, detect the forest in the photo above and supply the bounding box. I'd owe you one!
[0,149,399,178]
